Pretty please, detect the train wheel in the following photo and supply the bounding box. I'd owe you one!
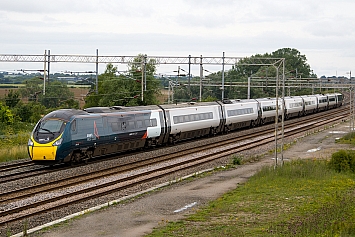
[70,152,81,166]
[250,120,256,128]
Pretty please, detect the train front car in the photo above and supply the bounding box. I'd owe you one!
[28,109,87,165]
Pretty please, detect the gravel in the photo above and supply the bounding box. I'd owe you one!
[2,117,346,237]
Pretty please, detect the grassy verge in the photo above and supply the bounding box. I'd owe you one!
[0,131,30,162]
[336,131,355,145]
[147,159,355,236]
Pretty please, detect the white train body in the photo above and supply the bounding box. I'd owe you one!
[222,99,260,130]
[300,95,318,115]
[256,98,284,124]
[283,96,304,119]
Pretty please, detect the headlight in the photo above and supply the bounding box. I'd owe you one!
[28,139,34,146]
[52,138,63,146]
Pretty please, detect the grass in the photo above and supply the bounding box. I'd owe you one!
[0,131,30,162]
[336,131,355,145]
[147,159,355,237]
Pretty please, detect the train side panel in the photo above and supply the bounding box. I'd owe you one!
[315,94,328,111]
[163,103,222,142]
[325,93,337,109]
[300,95,317,115]
[256,98,284,124]
[284,96,304,119]
[222,99,259,130]
[335,93,343,107]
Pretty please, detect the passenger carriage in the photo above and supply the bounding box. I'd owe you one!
[283,96,304,119]
[326,93,337,109]
[256,98,284,124]
[335,93,344,107]
[300,95,318,115]
[159,102,223,144]
[315,94,329,112]
[220,99,260,131]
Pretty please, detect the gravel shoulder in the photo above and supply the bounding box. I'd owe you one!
[30,122,352,237]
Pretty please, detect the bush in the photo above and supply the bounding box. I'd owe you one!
[328,150,355,173]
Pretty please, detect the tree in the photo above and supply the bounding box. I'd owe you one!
[4,90,21,108]
[212,48,317,99]
[0,102,14,125]
[18,77,43,102]
[12,102,47,123]
[38,81,75,109]
[85,54,161,107]
[271,48,316,78]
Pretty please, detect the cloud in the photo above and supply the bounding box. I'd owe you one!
[304,17,355,37]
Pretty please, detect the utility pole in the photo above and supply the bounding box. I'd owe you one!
[47,50,50,85]
[43,50,47,95]
[200,55,203,102]
[188,55,191,96]
[141,60,144,102]
[221,52,225,100]
[95,49,98,94]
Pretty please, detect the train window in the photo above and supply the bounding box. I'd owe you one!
[145,119,151,126]
[173,112,213,124]
[184,115,190,122]
[39,119,65,134]
[111,122,119,132]
[71,120,76,132]
[137,120,143,128]
[150,118,157,127]
[179,116,184,123]
[128,121,135,129]
[102,117,108,128]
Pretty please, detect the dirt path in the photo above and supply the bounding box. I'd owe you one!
[30,122,352,237]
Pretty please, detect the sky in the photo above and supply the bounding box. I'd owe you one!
[1,0,355,77]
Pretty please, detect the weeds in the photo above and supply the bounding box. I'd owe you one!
[0,131,30,162]
[232,155,243,165]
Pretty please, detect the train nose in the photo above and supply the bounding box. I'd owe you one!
[30,146,57,161]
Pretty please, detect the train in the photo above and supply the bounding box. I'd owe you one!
[28,93,343,165]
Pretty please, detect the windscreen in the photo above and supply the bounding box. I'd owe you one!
[33,119,66,143]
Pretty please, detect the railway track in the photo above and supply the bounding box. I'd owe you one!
[0,106,350,183]
[0,107,349,232]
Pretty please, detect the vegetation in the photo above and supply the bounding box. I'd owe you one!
[172,48,317,102]
[85,54,161,107]
[148,159,355,236]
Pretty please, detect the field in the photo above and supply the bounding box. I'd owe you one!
[0,88,168,108]
[0,87,90,108]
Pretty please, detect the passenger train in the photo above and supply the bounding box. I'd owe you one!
[28,93,343,165]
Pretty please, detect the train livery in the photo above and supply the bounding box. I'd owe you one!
[28,93,343,165]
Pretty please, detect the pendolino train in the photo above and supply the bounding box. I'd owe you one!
[28,93,343,165]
